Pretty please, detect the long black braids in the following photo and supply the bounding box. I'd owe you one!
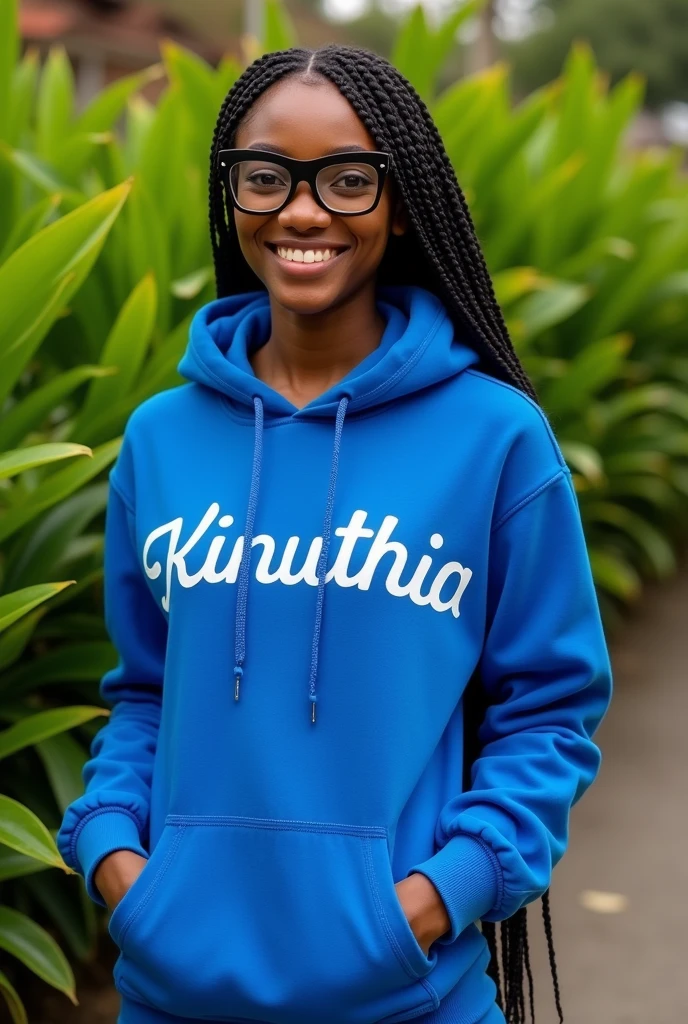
[207,43,563,1024]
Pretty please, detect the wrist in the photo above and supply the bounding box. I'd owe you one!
[95,849,148,908]
[402,872,451,945]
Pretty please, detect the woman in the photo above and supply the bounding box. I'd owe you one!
[57,44,613,1024]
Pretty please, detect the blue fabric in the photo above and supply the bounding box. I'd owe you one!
[57,284,612,1024]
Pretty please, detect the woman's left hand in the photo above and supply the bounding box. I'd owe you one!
[395,873,451,956]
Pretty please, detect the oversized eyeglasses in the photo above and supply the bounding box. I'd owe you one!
[217,149,392,216]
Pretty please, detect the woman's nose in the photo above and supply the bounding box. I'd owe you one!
[277,181,332,231]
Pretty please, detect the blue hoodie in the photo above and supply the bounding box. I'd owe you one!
[57,284,613,1024]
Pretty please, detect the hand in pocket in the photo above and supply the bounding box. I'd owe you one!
[394,874,451,956]
[95,849,149,912]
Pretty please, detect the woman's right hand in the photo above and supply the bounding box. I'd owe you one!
[94,849,149,913]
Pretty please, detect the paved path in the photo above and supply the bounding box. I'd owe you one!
[528,558,688,1022]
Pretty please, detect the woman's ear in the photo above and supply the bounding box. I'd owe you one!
[390,189,408,237]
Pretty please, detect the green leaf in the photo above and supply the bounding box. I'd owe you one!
[125,177,170,334]
[0,968,27,1024]
[394,0,486,102]
[0,181,132,406]
[0,0,19,142]
[0,443,91,481]
[21,869,93,963]
[0,583,75,634]
[0,845,50,882]
[0,438,120,544]
[391,6,431,99]
[0,706,108,762]
[0,906,76,1003]
[75,63,165,134]
[0,143,79,199]
[588,547,641,601]
[511,280,592,340]
[77,273,157,430]
[162,42,217,144]
[491,266,548,307]
[543,334,633,416]
[7,48,39,149]
[0,192,62,264]
[0,641,115,698]
[0,365,113,451]
[559,441,605,486]
[4,484,108,591]
[35,45,75,163]
[600,385,688,430]
[0,610,43,672]
[263,0,297,52]
[171,266,213,300]
[587,502,676,578]
[35,733,89,815]
[0,795,68,869]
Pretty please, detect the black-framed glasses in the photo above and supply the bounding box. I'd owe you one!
[217,148,392,216]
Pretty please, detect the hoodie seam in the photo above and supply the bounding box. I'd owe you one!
[109,471,135,516]
[188,302,446,421]
[491,467,569,534]
[68,805,144,871]
[346,304,446,409]
[464,369,567,470]
[218,392,399,428]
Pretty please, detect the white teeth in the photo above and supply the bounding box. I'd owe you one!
[275,246,338,263]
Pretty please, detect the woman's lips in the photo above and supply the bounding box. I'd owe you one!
[265,243,349,276]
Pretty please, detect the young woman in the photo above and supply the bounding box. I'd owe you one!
[57,44,613,1024]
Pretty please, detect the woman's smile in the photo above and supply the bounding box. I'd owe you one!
[265,240,351,275]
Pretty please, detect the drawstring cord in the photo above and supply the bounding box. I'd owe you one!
[231,394,349,723]
[308,395,349,724]
[233,395,264,701]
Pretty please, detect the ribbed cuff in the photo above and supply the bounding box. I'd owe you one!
[407,833,501,944]
[75,810,148,907]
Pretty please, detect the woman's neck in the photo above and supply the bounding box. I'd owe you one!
[249,282,386,409]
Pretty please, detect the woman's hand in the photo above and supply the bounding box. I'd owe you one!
[395,873,451,956]
[94,850,149,913]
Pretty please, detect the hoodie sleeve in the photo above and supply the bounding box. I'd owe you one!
[56,455,166,908]
[407,461,613,944]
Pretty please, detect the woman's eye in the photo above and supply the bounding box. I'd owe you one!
[332,173,371,190]
[247,171,287,189]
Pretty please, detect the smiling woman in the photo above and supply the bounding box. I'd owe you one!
[56,42,613,1024]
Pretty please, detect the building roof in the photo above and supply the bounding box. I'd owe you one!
[20,0,229,66]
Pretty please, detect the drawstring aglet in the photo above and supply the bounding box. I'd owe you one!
[234,666,243,701]
[310,695,317,724]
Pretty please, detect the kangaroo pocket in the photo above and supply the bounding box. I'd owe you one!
[108,813,440,1024]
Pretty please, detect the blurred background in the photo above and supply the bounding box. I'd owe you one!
[17,0,688,144]
[0,1,687,1022]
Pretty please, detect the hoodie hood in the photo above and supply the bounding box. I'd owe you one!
[177,284,481,721]
[178,284,480,420]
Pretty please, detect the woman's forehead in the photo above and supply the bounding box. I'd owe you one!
[235,77,377,154]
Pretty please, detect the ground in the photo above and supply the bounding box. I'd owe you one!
[528,558,688,1022]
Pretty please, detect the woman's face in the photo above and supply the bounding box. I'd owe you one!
[231,76,407,316]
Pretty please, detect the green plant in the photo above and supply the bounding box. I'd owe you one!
[0,442,115,1021]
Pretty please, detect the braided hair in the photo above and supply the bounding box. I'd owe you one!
[208,43,563,1024]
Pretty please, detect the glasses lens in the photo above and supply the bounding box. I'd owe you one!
[229,160,291,212]
[316,161,380,213]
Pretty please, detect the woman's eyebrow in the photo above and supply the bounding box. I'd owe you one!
[245,142,371,155]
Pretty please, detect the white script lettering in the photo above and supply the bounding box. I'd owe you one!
[142,506,473,618]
